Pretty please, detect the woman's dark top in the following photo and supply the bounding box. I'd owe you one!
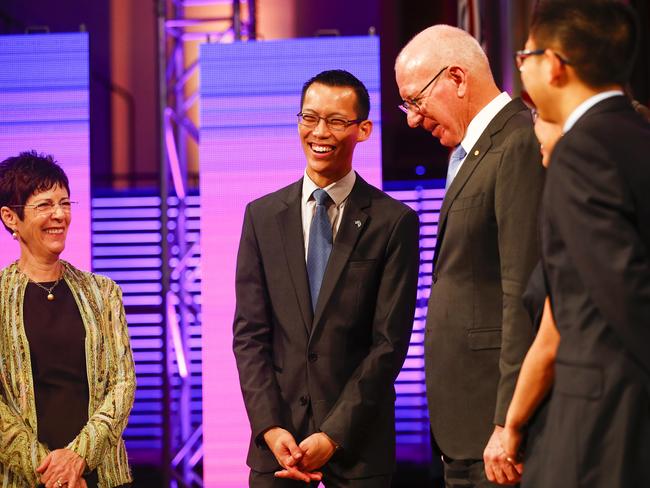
[520,260,551,468]
[23,280,98,488]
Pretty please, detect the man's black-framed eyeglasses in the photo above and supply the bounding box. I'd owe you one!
[515,49,572,70]
[297,112,363,131]
[398,65,449,114]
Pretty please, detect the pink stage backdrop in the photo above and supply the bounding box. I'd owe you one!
[0,33,90,271]
[199,37,381,487]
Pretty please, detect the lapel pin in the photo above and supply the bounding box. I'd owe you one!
[474,149,480,156]
[354,220,362,228]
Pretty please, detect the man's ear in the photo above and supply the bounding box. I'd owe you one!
[448,66,467,97]
[0,206,18,232]
[356,119,373,142]
[546,50,570,87]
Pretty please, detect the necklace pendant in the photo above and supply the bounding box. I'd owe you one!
[47,293,55,301]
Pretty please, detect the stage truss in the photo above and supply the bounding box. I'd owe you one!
[157,1,256,485]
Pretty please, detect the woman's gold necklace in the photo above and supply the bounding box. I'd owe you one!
[27,263,66,301]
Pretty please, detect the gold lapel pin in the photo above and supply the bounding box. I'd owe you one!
[474,149,480,156]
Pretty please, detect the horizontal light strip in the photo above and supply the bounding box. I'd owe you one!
[92,196,161,207]
[94,208,162,219]
[93,233,162,244]
[93,221,162,232]
[93,257,162,268]
[105,270,163,281]
[93,245,162,256]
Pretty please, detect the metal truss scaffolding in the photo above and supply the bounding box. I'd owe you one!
[157,1,257,486]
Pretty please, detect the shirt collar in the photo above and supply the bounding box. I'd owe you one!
[563,90,624,133]
[460,92,512,153]
[302,169,356,207]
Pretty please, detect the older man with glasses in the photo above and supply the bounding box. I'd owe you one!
[395,25,545,487]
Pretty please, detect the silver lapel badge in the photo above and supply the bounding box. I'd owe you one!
[354,220,362,228]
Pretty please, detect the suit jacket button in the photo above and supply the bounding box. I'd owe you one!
[308,352,318,363]
[300,395,309,406]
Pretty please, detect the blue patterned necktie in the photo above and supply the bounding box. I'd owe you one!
[445,144,467,190]
[307,189,333,311]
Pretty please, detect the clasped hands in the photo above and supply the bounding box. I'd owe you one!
[264,427,338,483]
[36,448,87,488]
[483,425,524,485]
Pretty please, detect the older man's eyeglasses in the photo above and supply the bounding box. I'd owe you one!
[398,65,449,115]
[515,49,572,70]
[10,200,77,216]
[297,112,363,131]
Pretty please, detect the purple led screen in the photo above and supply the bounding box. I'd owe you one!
[199,36,381,487]
[0,33,91,271]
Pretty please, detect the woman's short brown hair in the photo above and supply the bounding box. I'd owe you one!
[0,151,70,233]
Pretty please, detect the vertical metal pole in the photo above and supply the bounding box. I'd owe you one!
[248,0,257,40]
[179,207,191,485]
[499,0,515,95]
[233,0,242,40]
[173,3,192,483]
[157,0,172,485]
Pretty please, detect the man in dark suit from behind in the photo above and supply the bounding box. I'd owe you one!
[233,69,420,487]
[395,25,545,487]
[516,1,650,486]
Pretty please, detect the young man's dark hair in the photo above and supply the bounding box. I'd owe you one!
[0,150,69,232]
[530,0,638,87]
[300,69,371,120]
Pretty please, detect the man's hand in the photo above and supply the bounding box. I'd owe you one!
[483,425,522,485]
[36,448,86,488]
[273,465,323,484]
[297,432,337,472]
[263,427,322,484]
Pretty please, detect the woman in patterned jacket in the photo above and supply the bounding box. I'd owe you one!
[0,151,135,488]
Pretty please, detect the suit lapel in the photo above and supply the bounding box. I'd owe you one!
[310,176,370,340]
[433,139,492,270]
[277,180,313,333]
[434,98,528,268]
[438,138,492,229]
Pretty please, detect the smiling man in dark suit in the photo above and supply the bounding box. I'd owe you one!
[512,1,650,486]
[233,69,420,487]
[395,25,545,487]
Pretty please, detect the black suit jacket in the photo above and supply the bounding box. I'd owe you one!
[526,96,650,487]
[233,174,420,478]
[425,98,545,459]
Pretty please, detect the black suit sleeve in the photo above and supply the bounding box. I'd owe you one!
[493,125,545,425]
[232,204,285,443]
[319,208,420,449]
[548,135,650,375]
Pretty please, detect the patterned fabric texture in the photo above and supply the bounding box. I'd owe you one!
[0,261,135,487]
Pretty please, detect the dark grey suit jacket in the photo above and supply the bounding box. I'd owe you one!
[233,174,420,478]
[425,98,545,460]
[525,96,650,487]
